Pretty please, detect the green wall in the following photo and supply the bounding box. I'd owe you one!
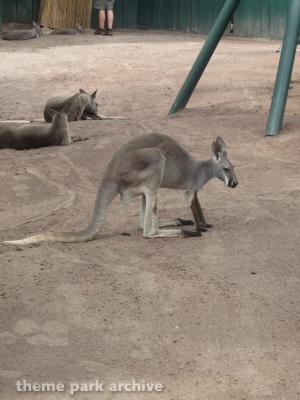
[2,0,40,24]
[0,0,3,30]
[1,0,290,40]
[133,0,289,39]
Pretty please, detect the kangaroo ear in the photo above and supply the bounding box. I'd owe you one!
[212,140,223,160]
[91,89,98,99]
[216,137,227,152]
[32,21,37,27]
[79,88,87,94]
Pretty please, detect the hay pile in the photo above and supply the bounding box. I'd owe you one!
[39,0,93,29]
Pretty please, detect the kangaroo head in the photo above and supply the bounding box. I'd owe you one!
[76,22,84,33]
[212,137,238,189]
[84,89,99,116]
[32,21,43,37]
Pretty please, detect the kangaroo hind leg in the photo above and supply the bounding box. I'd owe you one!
[126,148,182,238]
[140,196,191,230]
[143,191,183,238]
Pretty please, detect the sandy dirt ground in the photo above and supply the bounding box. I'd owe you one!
[0,30,299,400]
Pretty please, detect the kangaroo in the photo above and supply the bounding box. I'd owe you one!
[1,21,42,41]
[44,89,127,122]
[0,111,71,150]
[4,134,238,245]
[50,22,84,35]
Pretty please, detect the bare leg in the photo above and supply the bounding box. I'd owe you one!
[99,10,106,29]
[107,10,114,30]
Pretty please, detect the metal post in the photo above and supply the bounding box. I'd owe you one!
[169,0,241,114]
[0,0,2,32]
[266,0,300,136]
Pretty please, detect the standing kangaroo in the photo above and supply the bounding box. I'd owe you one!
[4,134,238,245]
[0,111,71,149]
[1,21,42,41]
[44,89,126,122]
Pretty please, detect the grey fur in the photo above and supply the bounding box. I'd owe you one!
[1,21,42,41]
[44,89,99,122]
[0,111,71,150]
[50,23,84,35]
[4,134,238,245]
[44,89,127,122]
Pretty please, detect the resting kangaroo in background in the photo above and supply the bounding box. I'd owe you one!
[4,134,238,245]
[50,23,84,35]
[44,89,126,122]
[0,111,71,149]
[1,21,42,41]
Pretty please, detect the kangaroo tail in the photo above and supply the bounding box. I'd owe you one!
[3,182,118,246]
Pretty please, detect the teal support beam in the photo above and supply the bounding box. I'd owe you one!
[169,0,241,114]
[266,0,300,136]
[0,0,2,31]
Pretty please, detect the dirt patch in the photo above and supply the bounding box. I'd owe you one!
[0,30,299,400]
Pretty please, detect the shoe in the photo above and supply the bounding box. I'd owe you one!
[94,28,106,35]
[105,29,113,36]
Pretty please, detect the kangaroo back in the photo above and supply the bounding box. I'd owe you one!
[50,23,84,35]
[0,112,70,149]
[1,22,41,41]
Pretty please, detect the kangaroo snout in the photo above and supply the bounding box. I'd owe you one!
[229,179,238,188]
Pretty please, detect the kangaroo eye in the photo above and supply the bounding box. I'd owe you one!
[223,167,230,172]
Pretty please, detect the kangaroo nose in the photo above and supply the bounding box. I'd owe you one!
[231,181,238,188]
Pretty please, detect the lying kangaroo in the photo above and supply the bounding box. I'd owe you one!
[4,134,238,245]
[50,22,84,35]
[1,21,42,41]
[0,111,71,149]
[44,89,126,122]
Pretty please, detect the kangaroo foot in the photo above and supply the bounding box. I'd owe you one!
[182,227,207,237]
[158,218,193,228]
[177,218,194,226]
[144,228,183,238]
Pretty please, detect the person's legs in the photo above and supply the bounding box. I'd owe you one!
[99,10,106,29]
[105,0,115,35]
[107,10,114,30]
[94,0,106,34]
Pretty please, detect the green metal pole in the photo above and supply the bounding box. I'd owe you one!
[0,0,2,31]
[169,0,241,114]
[266,0,300,136]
